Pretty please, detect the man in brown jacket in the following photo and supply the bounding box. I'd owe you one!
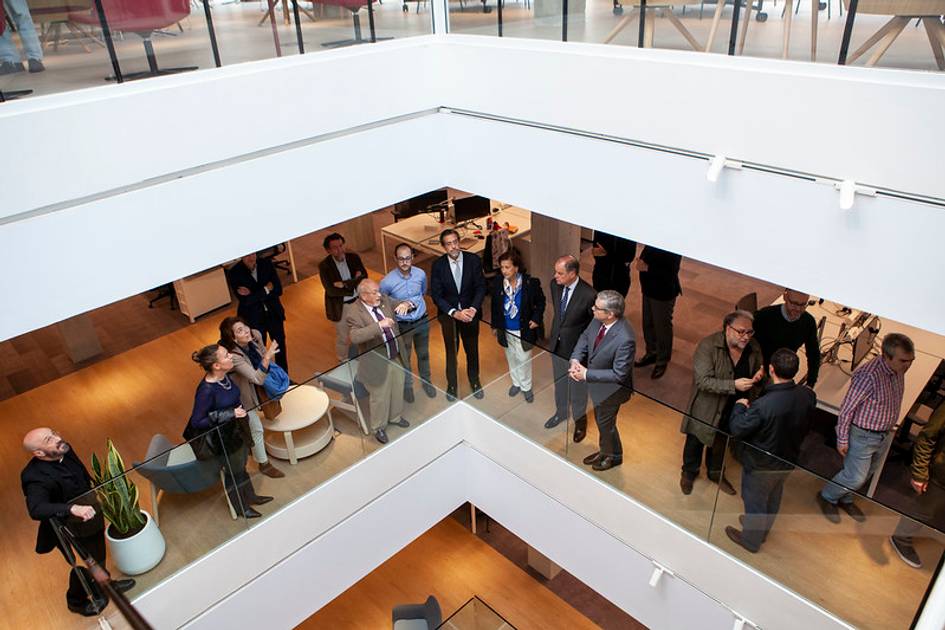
[680,310,763,496]
[318,232,368,363]
[346,279,411,445]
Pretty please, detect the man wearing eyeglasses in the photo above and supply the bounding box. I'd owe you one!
[753,289,821,388]
[680,310,764,496]
[380,243,435,403]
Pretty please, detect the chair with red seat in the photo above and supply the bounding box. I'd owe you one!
[70,0,196,81]
[318,0,392,48]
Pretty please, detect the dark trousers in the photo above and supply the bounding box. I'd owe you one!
[59,531,107,607]
[594,394,626,458]
[219,444,256,513]
[398,318,431,390]
[893,482,945,541]
[740,468,790,551]
[551,353,589,428]
[682,432,727,479]
[642,295,676,367]
[439,314,480,391]
[261,316,288,373]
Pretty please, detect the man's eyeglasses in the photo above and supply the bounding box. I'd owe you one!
[396,256,413,262]
[729,325,754,337]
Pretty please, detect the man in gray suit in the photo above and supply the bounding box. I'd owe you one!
[570,290,636,471]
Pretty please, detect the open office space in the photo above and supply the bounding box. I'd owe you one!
[2,6,945,630]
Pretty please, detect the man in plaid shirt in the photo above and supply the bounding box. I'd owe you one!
[817,333,915,522]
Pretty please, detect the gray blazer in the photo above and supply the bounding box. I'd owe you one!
[570,318,635,404]
[345,296,407,387]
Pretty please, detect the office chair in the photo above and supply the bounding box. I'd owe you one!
[318,0,392,48]
[148,283,178,310]
[392,596,442,630]
[259,244,292,276]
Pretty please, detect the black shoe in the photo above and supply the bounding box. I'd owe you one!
[112,578,136,593]
[508,385,521,397]
[375,429,389,444]
[523,389,534,403]
[725,526,758,553]
[816,492,841,524]
[593,456,623,471]
[573,427,586,443]
[249,495,274,506]
[68,598,108,617]
[838,501,866,523]
[243,507,262,519]
[891,536,922,568]
[446,386,457,402]
[651,365,667,380]
[423,383,437,398]
[634,353,657,368]
[389,417,410,428]
[403,388,415,403]
[0,61,25,75]
[28,58,45,73]
[583,451,601,465]
[471,382,484,399]
[545,414,564,429]
[680,473,695,495]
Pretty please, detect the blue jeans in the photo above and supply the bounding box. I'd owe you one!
[0,0,44,63]
[820,425,887,505]
[740,468,789,551]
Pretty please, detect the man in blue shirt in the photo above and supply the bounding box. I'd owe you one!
[379,243,435,402]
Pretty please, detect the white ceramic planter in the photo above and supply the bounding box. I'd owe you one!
[106,510,166,576]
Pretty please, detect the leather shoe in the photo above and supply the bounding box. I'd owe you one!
[389,417,410,428]
[112,579,136,593]
[582,451,601,465]
[243,507,262,519]
[508,385,521,397]
[69,598,108,617]
[403,388,415,404]
[573,427,586,443]
[838,501,866,523]
[446,387,457,402]
[651,365,667,380]
[715,476,736,496]
[375,429,389,444]
[634,353,657,368]
[680,473,694,495]
[471,382,484,399]
[249,495,274,506]
[593,456,623,471]
[259,461,285,478]
[816,492,841,524]
[725,526,757,553]
[545,414,564,429]
[423,383,437,398]
[523,389,534,403]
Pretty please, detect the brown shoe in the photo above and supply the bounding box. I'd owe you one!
[259,461,285,478]
[716,476,736,496]
[680,473,694,495]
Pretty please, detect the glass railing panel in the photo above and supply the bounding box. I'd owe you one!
[204,0,300,64]
[495,0,558,41]
[370,0,434,43]
[448,0,499,35]
[438,595,515,629]
[709,438,944,629]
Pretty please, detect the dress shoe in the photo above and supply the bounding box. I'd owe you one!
[249,495,274,506]
[423,383,437,398]
[259,461,285,478]
[715,476,736,496]
[471,382,484,399]
[523,389,534,403]
[572,427,586,443]
[725,526,757,553]
[446,386,457,402]
[593,456,623,471]
[545,414,564,429]
[650,365,667,380]
[816,492,841,524]
[375,429,389,444]
[69,598,108,617]
[243,507,262,519]
[838,501,866,523]
[508,385,521,397]
[389,417,410,428]
[582,451,601,465]
[738,515,767,542]
[403,388,415,403]
[112,578,136,594]
[680,473,694,495]
[28,58,45,73]
[634,353,656,368]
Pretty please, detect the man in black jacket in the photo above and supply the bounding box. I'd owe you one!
[591,230,636,296]
[317,233,368,363]
[753,288,821,387]
[725,349,816,553]
[430,229,487,400]
[546,255,597,442]
[227,252,289,372]
[634,245,682,380]
[21,428,135,616]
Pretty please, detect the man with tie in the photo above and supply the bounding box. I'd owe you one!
[546,255,597,442]
[570,290,636,471]
[345,279,411,444]
[430,229,487,400]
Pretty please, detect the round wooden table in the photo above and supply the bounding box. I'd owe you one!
[263,385,333,465]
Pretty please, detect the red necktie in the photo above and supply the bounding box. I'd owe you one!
[593,324,607,351]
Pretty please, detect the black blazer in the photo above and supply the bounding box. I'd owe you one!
[490,274,546,348]
[21,449,103,553]
[430,252,486,319]
[730,381,817,472]
[318,252,368,322]
[592,231,636,295]
[638,246,682,301]
[227,257,286,330]
[548,279,596,357]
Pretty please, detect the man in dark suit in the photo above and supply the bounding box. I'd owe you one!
[21,428,135,616]
[725,349,816,553]
[546,255,597,442]
[430,228,487,400]
[227,252,289,372]
[318,232,368,363]
[591,230,636,296]
[634,245,683,380]
[570,290,636,471]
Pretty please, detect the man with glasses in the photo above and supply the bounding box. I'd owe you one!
[753,288,821,387]
[680,311,764,496]
[380,243,435,403]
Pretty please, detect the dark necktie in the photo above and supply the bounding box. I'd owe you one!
[372,306,399,360]
[560,286,570,316]
[593,324,607,351]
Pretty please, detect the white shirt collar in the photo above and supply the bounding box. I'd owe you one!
[566,277,579,292]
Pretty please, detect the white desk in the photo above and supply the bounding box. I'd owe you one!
[379,204,532,273]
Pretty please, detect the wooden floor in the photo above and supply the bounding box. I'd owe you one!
[300,517,604,630]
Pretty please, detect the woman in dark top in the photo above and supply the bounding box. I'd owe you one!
[188,344,273,519]
[489,250,546,403]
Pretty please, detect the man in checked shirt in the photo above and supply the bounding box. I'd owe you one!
[817,333,915,523]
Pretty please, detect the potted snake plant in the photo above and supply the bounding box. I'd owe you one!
[91,439,166,575]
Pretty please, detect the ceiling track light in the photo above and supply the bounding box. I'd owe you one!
[834,179,877,210]
[706,155,743,183]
